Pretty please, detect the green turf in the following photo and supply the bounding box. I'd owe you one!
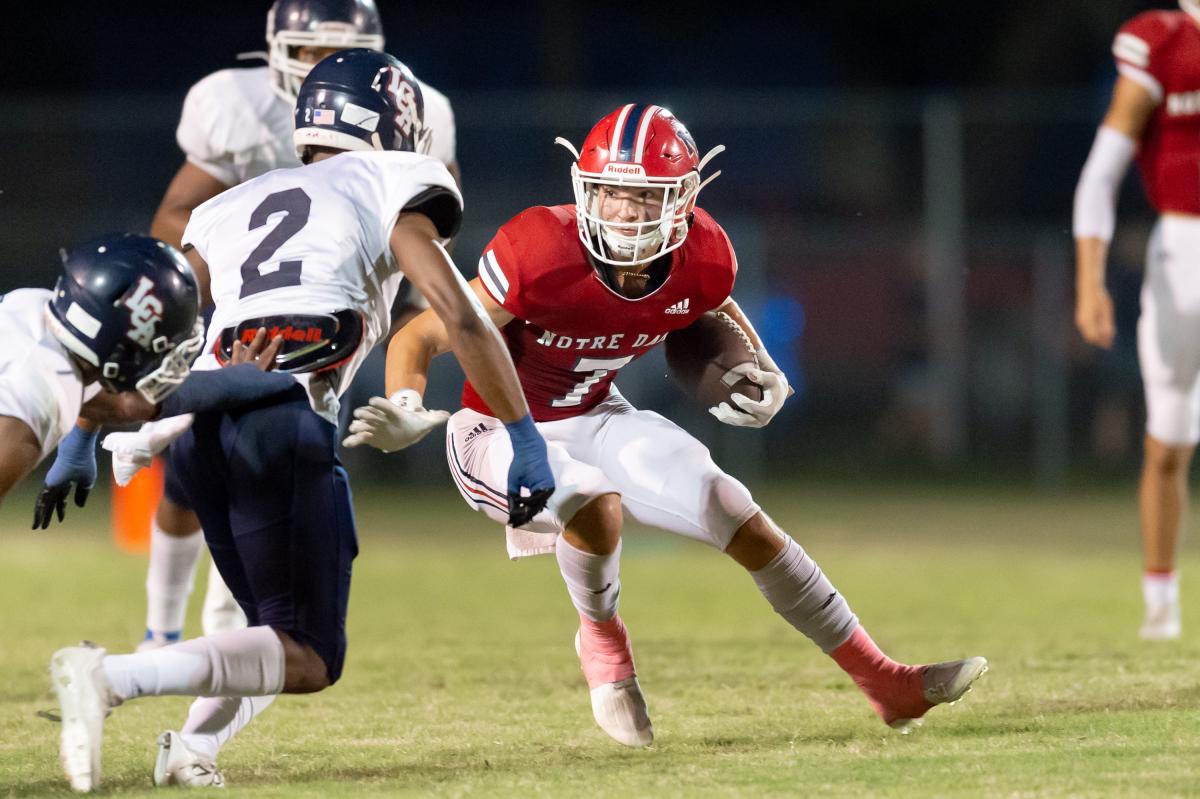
[2,481,1199,797]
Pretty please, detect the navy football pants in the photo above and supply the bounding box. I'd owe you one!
[170,385,358,684]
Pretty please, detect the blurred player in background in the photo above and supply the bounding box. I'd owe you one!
[117,0,460,651]
[350,104,988,747]
[1073,1,1200,640]
[49,50,551,793]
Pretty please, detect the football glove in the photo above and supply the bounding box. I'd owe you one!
[33,425,99,529]
[101,414,194,487]
[342,390,450,453]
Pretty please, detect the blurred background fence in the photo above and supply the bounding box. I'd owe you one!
[0,86,1156,488]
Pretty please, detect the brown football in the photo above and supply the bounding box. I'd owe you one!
[664,311,762,408]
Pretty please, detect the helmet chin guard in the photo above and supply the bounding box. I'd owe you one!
[558,105,723,267]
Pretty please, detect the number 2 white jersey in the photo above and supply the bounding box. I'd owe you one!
[177,65,458,187]
[0,290,100,461]
[182,150,462,422]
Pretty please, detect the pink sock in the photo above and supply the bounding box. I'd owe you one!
[829,627,930,724]
[577,615,635,689]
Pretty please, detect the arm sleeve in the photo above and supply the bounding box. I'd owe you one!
[1112,13,1170,102]
[157,365,296,419]
[1072,126,1137,241]
[176,75,241,186]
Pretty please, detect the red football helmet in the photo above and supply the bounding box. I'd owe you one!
[556,105,724,266]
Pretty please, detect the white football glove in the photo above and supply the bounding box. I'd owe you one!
[709,358,790,429]
[342,389,450,453]
[101,414,195,486]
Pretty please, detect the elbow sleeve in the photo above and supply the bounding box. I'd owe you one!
[1073,126,1137,242]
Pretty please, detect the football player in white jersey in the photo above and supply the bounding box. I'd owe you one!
[48,50,554,793]
[120,0,460,651]
[4,235,291,515]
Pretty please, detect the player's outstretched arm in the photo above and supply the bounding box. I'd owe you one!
[387,213,554,526]
[1073,75,1156,350]
[389,213,527,423]
[709,298,791,428]
[0,416,44,508]
[343,278,513,453]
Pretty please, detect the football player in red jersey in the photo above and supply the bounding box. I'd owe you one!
[1073,1,1200,640]
[348,105,988,746]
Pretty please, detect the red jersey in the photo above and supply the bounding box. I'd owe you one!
[1113,11,1200,214]
[463,204,737,421]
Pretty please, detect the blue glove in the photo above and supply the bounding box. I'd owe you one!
[504,415,555,528]
[33,425,99,529]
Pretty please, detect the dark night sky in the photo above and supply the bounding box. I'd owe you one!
[0,1,1172,95]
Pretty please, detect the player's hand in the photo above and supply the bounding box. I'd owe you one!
[709,364,789,428]
[503,415,555,528]
[32,426,99,529]
[342,391,450,453]
[1075,285,1116,349]
[101,415,194,487]
[229,328,284,371]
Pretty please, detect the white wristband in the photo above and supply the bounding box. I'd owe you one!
[388,389,424,409]
[1072,126,1136,242]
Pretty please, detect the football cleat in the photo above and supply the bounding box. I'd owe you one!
[153,730,226,788]
[50,643,116,793]
[1139,602,1182,641]
[574,619,653,748]
[887,656,989,734]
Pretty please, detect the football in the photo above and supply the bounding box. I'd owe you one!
[664,311,763,408]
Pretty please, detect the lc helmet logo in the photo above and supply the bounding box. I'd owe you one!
[45,234,204,403]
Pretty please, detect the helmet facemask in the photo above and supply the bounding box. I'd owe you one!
[267,24,384,104]
[571,166,700,267]
[130,319,205,403]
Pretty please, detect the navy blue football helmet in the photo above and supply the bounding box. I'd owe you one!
[294,48,428,160]
[45,234,203,403]
[267,0,384,103]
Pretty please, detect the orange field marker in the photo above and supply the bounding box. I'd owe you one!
[111,458,163,554]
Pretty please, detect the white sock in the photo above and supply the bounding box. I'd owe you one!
[555,535,622,622]
[1143,571,1180,608]
[181,695,277,761]
[201,559,247,635]
[750,535,859,653]
[103,626,286,701]
[145,524,204,636]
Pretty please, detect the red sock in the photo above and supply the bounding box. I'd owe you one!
[829,627,930,724]
[577,615,635,689]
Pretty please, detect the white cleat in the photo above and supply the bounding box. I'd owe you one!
[50,644,114,793]
[589,677,654,748]
[1140,603,1182,641]
[154,730,225,788]
[888,656,989,734]
[574,630,654,748]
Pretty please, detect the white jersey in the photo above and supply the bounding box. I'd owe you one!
[182,150,462,422]
[177,65,458,187]
[0,290,100,461]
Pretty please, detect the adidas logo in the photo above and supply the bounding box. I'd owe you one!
[664,298,690,315]
[464,422,489,444]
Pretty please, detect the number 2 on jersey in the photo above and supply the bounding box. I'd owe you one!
[239,188,311,298]
[552,355,634,408]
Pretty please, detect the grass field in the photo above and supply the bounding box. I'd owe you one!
[2,479,1199,797]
